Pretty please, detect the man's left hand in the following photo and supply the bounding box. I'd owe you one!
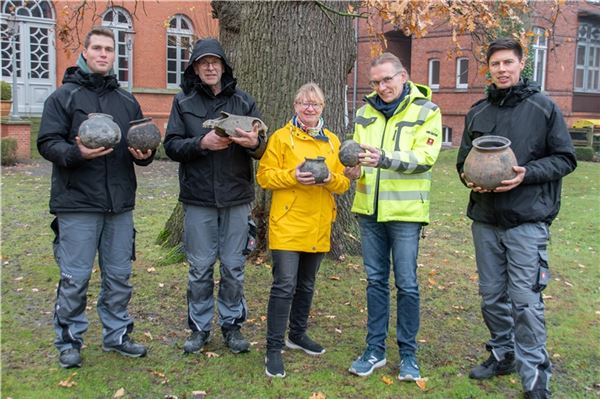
[358,143,382,167]
[230,124,259,149]
[494,166,526,192]
[128,147,153,160]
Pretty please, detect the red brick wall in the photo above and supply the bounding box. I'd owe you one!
[1,121,31,160]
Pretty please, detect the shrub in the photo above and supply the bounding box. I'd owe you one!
[575,146,594,162]
[1,137,17,165]
[1,81,12,101]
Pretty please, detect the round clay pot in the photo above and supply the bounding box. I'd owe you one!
[78,113,121,149]
[300,156,329,183]
[127,117,161,152]
[339,139,362,167]
[463,135,518,190]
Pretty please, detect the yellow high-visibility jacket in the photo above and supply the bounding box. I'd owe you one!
[257,121,350,252]
[352,81,442,224]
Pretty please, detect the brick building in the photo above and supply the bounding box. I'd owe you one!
[1,1,598,146]
[347,1,600,146]
[1,0,217,132]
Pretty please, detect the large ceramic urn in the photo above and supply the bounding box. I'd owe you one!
[127,117,162,152]
[202,111,268,138]
[78,113,121,149]
[338,139,362,167]
[463,135,518,190]
[300,156,329,183]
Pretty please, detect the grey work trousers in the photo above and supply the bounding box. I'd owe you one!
[52,212,136,352]
[183,203,250,332]
[472,221,552,392]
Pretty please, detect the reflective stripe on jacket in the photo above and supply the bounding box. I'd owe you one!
[351,81,442,224]
[256,122,350,252]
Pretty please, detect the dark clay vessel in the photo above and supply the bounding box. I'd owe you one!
[202,111,268,138]
[339,139,362,167]
[300,156,329,183]
[463,135,517,190]
[127,117,161,152]
[78,113,121,149]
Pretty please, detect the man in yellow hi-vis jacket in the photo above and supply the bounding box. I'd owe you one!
[346,52,442,381]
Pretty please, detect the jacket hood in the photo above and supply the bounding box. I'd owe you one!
[181,38,236,96]
[365,81,432,114]
[62,66,119,94]
[486,77,540,107]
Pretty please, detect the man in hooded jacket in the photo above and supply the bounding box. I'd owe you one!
[457,38,576,399]
[164,38,266,355]
[37,27,154,369]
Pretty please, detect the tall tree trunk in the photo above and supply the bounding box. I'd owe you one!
[158,1,361,260]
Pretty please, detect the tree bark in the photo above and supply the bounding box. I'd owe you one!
[159,1,361,260]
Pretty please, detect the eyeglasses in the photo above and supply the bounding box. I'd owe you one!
[369,71,402,89]
[197,59,221,69]
[296,102,323,110]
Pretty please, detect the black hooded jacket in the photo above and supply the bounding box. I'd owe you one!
[37,67,152,214]
[456,79,577,227]
[164,38,266,208]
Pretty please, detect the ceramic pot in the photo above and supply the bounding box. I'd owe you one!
[127,117,161,152]
[300,156,329,183]
[202,111,268,138]
[463,135,517,190]
[338,139,362,167]
[78,113,121,149]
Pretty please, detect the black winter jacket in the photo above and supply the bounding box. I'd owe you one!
[37,67,153,214]
[164,38,266,208]
[456,79,577,227]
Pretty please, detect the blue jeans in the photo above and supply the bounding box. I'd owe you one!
[358,214,421,355]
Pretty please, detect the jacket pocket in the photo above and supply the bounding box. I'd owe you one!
[270,191,297,223]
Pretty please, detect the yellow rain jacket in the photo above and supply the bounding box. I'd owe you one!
[352,81,442,223]
[257,121,350,252]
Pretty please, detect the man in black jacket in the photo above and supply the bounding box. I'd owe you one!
[457,38,576,399]
[164,38,266,355]
[37,27,154,369]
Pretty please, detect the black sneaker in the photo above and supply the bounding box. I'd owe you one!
[525,389,551,399]
[103,339,147,358]
[223,328,250,354]
[183,330,210,354]
[59,348,82,368]
[469,352,515,379]
[265,350,286,378]
[285,334,325,355]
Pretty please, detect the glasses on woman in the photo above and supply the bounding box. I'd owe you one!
[369,71,402,89]
[296,102,323,110]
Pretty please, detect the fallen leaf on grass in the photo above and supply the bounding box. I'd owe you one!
[58,372,77,388]
[469,274,479,282]
[418,339,427,343]
[147,267,156,273]
[260,316,267,321]
[144,331,154,340]
[159,283,165,288]
[329,276,340,281]
[324,315,336,319]
[164,395,178,399]
[14,276,23,281]
[335,328,342,334]
[564,281,573,287]
[381,376,394,385]
[192,391,207,399]
[31,288,39,292]
[113,388,125,398]
[427,278,437,286]
[415,378,428,390]
[509,378,517,384]
[309,393,326,399]
[205,351,220,358]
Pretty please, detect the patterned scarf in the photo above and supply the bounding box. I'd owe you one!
[292,115,328,141]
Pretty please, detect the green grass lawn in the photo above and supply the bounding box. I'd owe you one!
[1,150,598,398]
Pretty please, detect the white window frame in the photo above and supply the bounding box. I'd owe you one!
[101,7,133,89]
[442,126,452,146]
[428,58,440,90]
[575,20,600,93]
[532,26,547,91]
[456,57,468,89]
[166,14,194,89]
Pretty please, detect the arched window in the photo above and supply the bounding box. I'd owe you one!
[166,14,194,88]
[2,0,54,19]
[532,26,547,91]
[102,7,133,87]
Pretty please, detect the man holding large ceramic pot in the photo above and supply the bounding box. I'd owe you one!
[37,27,154,369]
[456,37,576,399]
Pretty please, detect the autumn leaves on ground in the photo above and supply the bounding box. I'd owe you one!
[1,150,598,398]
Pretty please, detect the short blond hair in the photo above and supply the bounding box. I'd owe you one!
[371,52,406,74]
[294,82,325,108]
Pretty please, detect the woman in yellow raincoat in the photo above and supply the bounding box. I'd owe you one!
[257,82,350,378]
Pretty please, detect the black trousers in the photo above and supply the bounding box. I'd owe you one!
[266,250,324,351]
